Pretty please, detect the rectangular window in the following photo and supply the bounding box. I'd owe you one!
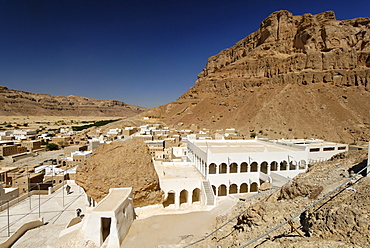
[323,147,335,151]
[338,147,346,150]
[310,148,320,152]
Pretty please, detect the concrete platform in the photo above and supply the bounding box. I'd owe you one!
[0,182,87,247]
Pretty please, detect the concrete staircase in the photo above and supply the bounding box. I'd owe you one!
[270,172,291,187]
[202,180,215,205]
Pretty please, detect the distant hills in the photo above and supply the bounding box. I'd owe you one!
[143,10,370,143]
[0,86,145,117]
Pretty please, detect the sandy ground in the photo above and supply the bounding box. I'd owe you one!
[121,197,238,248]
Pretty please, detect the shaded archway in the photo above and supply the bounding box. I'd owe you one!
[261,161,268,174]
[192,188,201,203]
[229,163,238,173]
[250,162,258,172]
[240,183,248,193]
[218,185,227,196]
[229,184,238,194]
[219,163,227,174]
[270,161,278,171]
[163,191,175,207]
[299,160,306,169]
[212,185,216,195]
[280,161,287,170]
[250,182,258,192]
[240,162,248,172]
[209,163,217,174]
[180,190,188,204]
[289,161,296,170]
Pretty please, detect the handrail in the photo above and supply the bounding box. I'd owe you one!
[240,162,370,247]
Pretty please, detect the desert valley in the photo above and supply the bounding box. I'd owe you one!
[0,9,370,248]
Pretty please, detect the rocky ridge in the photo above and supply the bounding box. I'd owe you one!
[0,86,145,117]
[143,10,370,143]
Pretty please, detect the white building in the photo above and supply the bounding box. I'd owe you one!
[186,138,348,198]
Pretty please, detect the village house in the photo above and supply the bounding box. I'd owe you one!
[21,140,42,152]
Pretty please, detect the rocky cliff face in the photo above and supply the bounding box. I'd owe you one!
[144,10,370,143]
[0,86,145,117]
[76,139,164,207]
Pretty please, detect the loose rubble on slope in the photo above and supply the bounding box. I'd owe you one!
[192,150,369,247]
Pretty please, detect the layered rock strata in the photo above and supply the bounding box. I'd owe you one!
[144,10,370,143]
[0,86,145,117]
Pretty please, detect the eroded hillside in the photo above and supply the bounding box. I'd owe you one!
[0,86,145,117]
[143,10,370,143]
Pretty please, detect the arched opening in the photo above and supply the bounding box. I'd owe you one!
[192,188,201,203]
[240,183,248,193]
[270,161,278,171]
[163,191,175,207]
[240,162,248,172]
[250,182,258,192]
[218,185,227,196]
[289,161,296,170]
[261,161,268,174]
[180,190,188,204]
[230,163,238,173]
[212,185,216,195]
[280,161,287,170]
[219,163,227,174]
[229,184,238,194]
[250,162,258,172]
[299,160,306,169]
[209,163,217,174]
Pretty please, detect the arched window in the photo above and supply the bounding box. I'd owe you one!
[289,161,296,170]
[229,163,238,173]
[229,184,238,194]
[218,185,227,196]
[280,161,287,170]
[240,183,248,193]
[270,161,278,171]
[180,190,188,204]
[163,191,175,207]
[250,162,258,172]
[192,188,201,203]
[209,163,217,174]
[250,182,258,192]
[299,160,306,169]
[212,185,216,195]
[240,162,248,172]
[261,161,268,174]
[219,163,227,174]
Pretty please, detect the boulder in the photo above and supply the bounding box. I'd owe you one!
[76,139,163,207]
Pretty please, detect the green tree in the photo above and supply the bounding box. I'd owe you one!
[45,143,59,151]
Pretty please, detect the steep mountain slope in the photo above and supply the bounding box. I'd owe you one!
[0,86,145,117]
[144,10,370,143]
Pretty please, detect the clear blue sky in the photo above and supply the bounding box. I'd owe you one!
[1,0,369,108]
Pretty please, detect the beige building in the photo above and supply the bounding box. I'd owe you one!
[12,173,44,193]
[0,144,27,156]
[21,140,42,152]
[64,145,88,157]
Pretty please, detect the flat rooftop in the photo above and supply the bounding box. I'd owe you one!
[274,139,347,148]
[191,140,303,154]
[94,188,132,212]
[155,162,204,180]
